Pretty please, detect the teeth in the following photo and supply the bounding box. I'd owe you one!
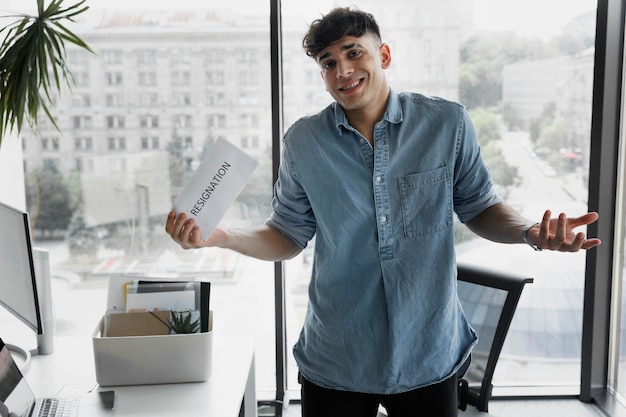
[343,80,360,90]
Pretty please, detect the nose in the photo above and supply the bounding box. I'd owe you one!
[336,59,354,79]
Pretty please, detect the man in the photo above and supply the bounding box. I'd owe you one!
[166,7,601,417]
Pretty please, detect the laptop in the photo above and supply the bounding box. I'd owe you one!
[0,338,114,417]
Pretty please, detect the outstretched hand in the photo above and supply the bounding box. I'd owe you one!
[529,210,601,252]
[165,211,226,250]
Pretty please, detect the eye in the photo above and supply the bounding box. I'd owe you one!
[349,50,362,58]
[321,60,336,70]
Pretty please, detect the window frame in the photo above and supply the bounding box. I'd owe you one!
[264,0,626,410]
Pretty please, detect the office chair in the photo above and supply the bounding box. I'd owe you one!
[456,263,533,413]
[376,264,533,417]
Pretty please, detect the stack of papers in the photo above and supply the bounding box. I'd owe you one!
[103,279,211,337]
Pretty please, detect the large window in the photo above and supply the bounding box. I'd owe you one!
[8,0,278,395]
[281,0,597,396]
[5,0,623,408]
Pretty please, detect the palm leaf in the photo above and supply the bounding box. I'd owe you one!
[0,0,92,145]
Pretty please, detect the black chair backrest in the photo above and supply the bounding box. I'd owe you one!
[457,263,533,413]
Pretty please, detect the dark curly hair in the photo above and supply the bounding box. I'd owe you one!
[302,7,382,59]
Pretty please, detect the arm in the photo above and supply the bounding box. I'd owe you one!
[165,211,303,261]
[465,203,601,252]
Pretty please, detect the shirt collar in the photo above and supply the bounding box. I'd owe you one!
[333,88,403,135]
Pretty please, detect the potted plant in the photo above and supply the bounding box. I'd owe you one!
[0,0,92,146]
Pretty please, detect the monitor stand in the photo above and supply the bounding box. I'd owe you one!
[32,248,54,356]
[4,248,54,374]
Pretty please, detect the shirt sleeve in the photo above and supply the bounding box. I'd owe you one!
[265,139,317,249]
[453,107,503,223]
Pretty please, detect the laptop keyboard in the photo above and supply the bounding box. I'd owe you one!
[37,396,80,417]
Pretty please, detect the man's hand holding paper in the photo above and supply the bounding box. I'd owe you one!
[166,211,229,250]
[167,138,258,248]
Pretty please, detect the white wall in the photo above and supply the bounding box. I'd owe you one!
[0,0,27,210]
[0,133,26,210]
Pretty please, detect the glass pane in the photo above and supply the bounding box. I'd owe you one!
[282,0,597,393]
[611,59,626,399]
[13,1,276,392]
[457,281,508,386]
[617,259,626,397]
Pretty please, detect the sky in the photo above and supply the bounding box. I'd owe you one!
[1,0,597,40]
[472,0,596,39]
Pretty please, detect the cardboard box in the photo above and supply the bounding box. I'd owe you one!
[92,275,213,386]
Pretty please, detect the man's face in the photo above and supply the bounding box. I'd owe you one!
[316,33,391,113]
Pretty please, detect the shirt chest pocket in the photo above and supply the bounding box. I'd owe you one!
[398,166,453,239]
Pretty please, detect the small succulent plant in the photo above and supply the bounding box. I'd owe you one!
[169,310,201,334]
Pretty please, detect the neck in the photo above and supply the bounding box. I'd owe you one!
[344,88,389,145]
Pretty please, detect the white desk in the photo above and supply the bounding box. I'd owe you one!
[23,332,257,417]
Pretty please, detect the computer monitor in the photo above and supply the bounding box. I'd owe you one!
[0,201,54,370]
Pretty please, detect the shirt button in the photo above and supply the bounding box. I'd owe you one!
[376,176,382,183]
[380,215,387,223]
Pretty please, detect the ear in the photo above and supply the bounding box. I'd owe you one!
[380,43,392,69]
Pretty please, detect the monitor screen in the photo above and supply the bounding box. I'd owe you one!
[0,202,42,334]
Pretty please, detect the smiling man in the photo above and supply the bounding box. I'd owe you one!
[166,7,600,417]
[313,35,391,144]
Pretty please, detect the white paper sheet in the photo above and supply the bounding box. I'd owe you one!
[172,138,258,239]
[126,290,195,312]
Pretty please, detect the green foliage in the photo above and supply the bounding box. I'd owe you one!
[499,102,524,131]
[469,108,520,191]
[528,102,559,145]
[25,165,74,235]
[0,0,92,145]
[66,211,100,256]
[481,141,520,190]
[459,33,554,109]
[459,24,594,112]
[166,137,186,203]
[470,108,501,145]
[169,311,200,334]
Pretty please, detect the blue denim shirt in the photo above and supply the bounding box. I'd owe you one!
[266,90,503,394]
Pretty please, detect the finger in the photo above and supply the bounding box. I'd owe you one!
[582,238,602,250]
[189,226,203,246]
[165,211,176,233]
[179,218,196,242]
[564,231,586,252]
[181,226,198,249]
[537,210,552,242]
[171,214,193,243]
[553,213,568,247]
[568,211,599,228]
[177,223,196,249]
[182,225,207,250]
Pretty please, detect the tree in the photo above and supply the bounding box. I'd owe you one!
[550,11,596,56]
[469,108,520,191]
[500,101,524,131]
[470,108,500,145]
[537,118,568,156]
[459,33,554,109]
[66,211,99,256]
[528,101,557,144]
[166,135,186,204]
[25,165,73,236]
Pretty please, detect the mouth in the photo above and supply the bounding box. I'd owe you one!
[339,78,363,92]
